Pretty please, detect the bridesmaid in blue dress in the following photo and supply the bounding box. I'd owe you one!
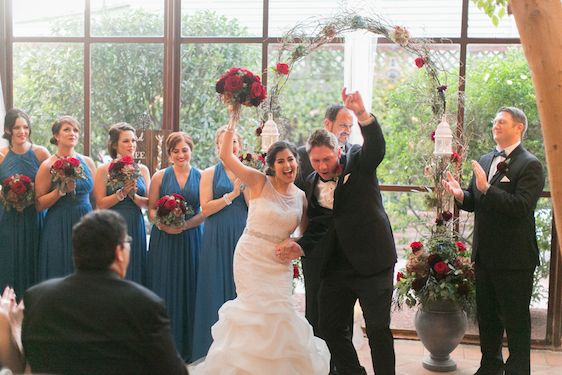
[0,109,50,297]
[35,116,96,280]
[93,122,150,284]
[147,132,204,362]
[191,126,249,360]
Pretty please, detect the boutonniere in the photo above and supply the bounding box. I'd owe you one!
[497,158,511,174]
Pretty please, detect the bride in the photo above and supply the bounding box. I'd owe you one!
[191,106,330,374]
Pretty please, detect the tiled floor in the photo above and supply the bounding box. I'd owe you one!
[356,339,562,374]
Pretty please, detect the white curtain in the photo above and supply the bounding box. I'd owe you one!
[344,30,377,145]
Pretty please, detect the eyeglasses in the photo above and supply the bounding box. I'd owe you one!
[123,235,133,245]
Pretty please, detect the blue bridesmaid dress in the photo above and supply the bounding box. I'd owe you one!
[0,147,45,297]
[39,155,93,280]
[147,166,202,362]
[107,175,147,285]
[191,162,248,360]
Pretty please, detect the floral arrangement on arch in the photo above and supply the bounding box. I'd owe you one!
[0,174,35,213]
[395,230,476,316]
[261,7,448,123]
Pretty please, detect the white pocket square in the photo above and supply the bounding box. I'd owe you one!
[500,176,510,183]
[343,173,351,184]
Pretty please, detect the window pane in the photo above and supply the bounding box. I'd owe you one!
[91,0,164,36]
[181,0,263,37]
[180,43,262,168]
[268,43,344,146]
[375,0,462,38]
[468,2,519,38]
[269,0,462,38]
[12,0,85,37]
[90,43,164,163]
[463,45,546,184]
[12,43,84,152]
[373,44,460,185]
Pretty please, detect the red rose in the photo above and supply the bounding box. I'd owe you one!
[3,176,13,185]
[250,81,263,99]
[427,254,441,268]
[11,181,27,195]
[455,241,466,252]
[156,196,168,207]
[53,159,65,170]
[121,155,134,165]
[276,63,289,75]
[224,75,243,92]
[68,157,80,167]
[433,261,449,274]
[451,152,461,163]
[19,175,32,184]
[293,264,300,279]
[215,79,226,94]
[396,272,404,282]
[255,126,263,136]
[430,130,435,142]
[171,193,186,201]
[442,211,453,222]
[164,199,177,210]
[409,241,423,253]
[245,153,253,162]
[497,160,508,173]
[437,85,448,93]
[415,57,425,68]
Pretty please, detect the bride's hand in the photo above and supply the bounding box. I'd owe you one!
[227,103,241,126]
[275,239,304,262]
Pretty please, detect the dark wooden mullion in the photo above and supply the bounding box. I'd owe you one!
[83,0,91,156]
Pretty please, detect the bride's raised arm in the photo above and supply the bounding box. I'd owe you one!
[219,105,266,196]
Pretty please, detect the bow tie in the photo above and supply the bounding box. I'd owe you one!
[318,176,337,183]
[492,149,506,158]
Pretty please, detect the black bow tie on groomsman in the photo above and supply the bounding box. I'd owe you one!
[493,149,507,158]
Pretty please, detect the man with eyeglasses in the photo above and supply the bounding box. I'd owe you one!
[22,210,188,374]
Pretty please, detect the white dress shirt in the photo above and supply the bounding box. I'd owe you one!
[315,179,337,210]
[488,141,520,181]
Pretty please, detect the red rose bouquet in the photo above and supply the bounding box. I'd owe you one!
[215,67,266,107]
[238,152,266,171]
[50,157,87,197]
[0,174,35,213]
[155,193,194,228]
[107,155,141,199]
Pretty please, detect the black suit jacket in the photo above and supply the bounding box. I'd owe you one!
[459,144,544,270]
[299,118,397,276]
[22,270,188,375]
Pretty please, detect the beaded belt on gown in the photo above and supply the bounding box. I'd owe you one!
[243,228,285,244]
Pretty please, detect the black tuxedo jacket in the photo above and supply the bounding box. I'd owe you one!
[299,118,397,276]
[459,144,544,270]
[22,270,188,375]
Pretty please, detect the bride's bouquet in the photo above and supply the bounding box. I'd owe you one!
[107,155,141,199]
[155,193,194,228]
[215,67,266,107]
[0,173,35,213]
[50,156,87,197]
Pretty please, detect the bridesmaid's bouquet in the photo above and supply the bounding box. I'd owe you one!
[107,155,141,199]
[50,156,86,197]
[0,173,35,213]
[215,67,266,107]
[155,193,194,228]
[239,152,266,171]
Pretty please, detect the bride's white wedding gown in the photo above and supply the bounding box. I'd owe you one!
[192,178,330,374]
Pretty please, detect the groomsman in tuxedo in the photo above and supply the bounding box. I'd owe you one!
[22,210,188,375]
[443,107,544,375]
[295,104,359,341]
[295,103,355,190]
[278,88,397,375]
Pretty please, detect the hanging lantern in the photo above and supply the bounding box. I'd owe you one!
[260,112,280,153]
[433,115,453,157]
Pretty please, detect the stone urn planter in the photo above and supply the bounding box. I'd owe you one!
[415,299,468,371]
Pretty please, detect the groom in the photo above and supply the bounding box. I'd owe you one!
[278,88,397,375]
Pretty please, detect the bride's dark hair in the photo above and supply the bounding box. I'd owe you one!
[265,141,299,176]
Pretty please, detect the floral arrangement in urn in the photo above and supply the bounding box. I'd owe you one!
[395,229,476,316]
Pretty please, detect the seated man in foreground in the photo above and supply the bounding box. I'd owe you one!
[22,209,188,375]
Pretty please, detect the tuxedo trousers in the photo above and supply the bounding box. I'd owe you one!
[475,265,535,375]
[318,266,395,375]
